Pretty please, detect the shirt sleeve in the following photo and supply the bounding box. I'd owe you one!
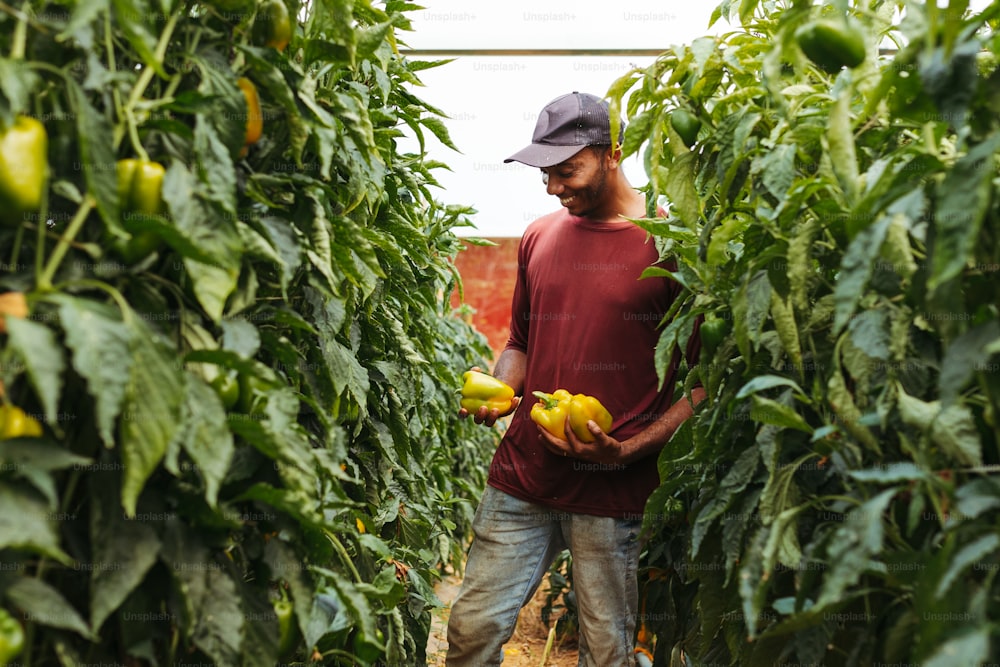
[504,236,531,353]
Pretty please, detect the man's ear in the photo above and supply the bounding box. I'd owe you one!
[608,145,623,169]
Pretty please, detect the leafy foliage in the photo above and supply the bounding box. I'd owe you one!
[0,0,495,664]
[609,0,1000,664]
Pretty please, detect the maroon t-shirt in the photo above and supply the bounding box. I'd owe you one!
[487,208,697,519]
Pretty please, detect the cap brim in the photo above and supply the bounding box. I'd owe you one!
[503,143,586,168]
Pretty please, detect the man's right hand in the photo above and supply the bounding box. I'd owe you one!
[458,365,520,426]
[459,395,521,427]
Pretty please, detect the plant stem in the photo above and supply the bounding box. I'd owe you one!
[325,530,363,583]
[112,8,182,149]
[37,197,95,291]
[10,1,28,59]
[58,278,135,325]
[8,224,24,271]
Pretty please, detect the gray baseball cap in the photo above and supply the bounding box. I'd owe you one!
[504,92,623,168]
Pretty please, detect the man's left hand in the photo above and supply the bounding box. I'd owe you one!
[537,418,629,465]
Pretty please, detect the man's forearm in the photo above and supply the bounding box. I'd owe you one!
[491,348,527,397]
[621,386,706,464]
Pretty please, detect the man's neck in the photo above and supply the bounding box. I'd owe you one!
[589,183,645,223]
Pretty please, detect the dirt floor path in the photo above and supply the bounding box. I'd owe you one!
[426,569,580,667]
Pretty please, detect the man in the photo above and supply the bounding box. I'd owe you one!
[448,92,703,666]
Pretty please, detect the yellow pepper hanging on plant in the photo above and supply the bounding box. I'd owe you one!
[237,77,263,147]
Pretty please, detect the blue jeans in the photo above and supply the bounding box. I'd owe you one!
[446,486,642,666]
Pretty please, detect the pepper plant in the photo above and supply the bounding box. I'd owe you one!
[0,0,496,665]
[609,0,1000,664]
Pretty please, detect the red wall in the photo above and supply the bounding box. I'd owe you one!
[451,237,521,364]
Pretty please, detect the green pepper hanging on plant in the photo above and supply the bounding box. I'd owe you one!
[0,608,24,665]
[795,16,866,72]
[699,314,732,358]
[112,158,166,263]
[253,0,292,52]
[669,108,701,148]
[0,115,49,228]
[272,589,298,659]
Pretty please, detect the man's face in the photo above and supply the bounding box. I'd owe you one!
[540,147,611,218]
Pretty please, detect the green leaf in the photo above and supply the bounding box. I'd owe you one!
[0,440,91,508]
[0,482,72,563]
[750,395,812,433]
[706,214,751,267]
[193,566,244,664]
[738,0,758,24]
[939,321,1000,403]
[896,385,938,431]
[419,116,458,152]
[110,0,167,78]
[220,318,261,358]
[264,539,313,647]
[321,337,371,399]
[61,0,106,42]
[5,316,64,424]
[935,533,1000,599]
[180,375,234,507]
[88,473,161,631]
[832,214,892,333]
[954,478,1000,521]
[736,375,808,400]
[770,291,803,373]
[0,439,91,472]
[762,505,804,571]
[54,295,131,447]
[847,307,890,361]
[817,488,896,609]
[849,462,928,484]
[621,109,653,158]
[931,402,982,467]
[738,527,769,638]
[356,565,407,607]
[664,152,700,229]
[692,444,760,557]
[5,575,93,639]
[760,454,809,527]
[755,142,796,199]
[194,117,238,216]
[827,352,880,455]
[928,136,1000,294]
[239,584,280,667]
[194,54,246,157]
[184,258,239,323]
[68,79,122,238]
[161,162,242,269]
[312,566,379,649]
[827,85,860,203]
[0,59,40,118]
[923,626,990,667]
[160,520,205,640]
[257,215,302,294]
[119,318,185,516]
[654,310,696,390]
[733,270,771,360]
